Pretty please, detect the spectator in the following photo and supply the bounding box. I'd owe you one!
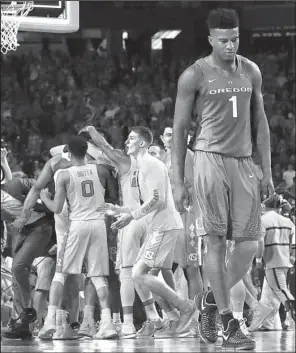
[283,164,296,189]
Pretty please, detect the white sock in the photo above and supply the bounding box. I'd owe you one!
[61,310,68,325]
[47,305,57,319]
[83,305,95,322]
[123,313,133,325]
[113,312,121,323]
[233,312,243,321]
[167,309,180,321]
[55,309,63,326]
[101,308,111,323]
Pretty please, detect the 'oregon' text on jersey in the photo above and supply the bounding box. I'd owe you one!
[193,55,253,158]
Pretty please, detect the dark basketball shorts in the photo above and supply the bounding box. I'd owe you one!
[193,151,261,241]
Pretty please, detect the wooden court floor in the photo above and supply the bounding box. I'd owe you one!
[1,330,295,352]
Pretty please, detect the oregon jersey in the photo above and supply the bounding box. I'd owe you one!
[193,55,253,157]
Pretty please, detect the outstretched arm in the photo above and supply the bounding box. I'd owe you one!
[1,148,12,183]
[81,126,130,175]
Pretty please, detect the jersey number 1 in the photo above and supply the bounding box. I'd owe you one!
[229,96,238,118]
[81,180,94,197]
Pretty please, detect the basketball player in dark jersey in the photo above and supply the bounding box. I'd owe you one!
[171,8,274,350]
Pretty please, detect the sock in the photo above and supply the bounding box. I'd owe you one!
[61,310,68,325]
[101,308,111,323]
[55,309,63,326]
[123,313,133,325]
[47,305,57,320]
[233,311,243,321]
[220,309,234,331]
[83,305,95,322]
[245,294,259,312]
[113,312,121,323]
[167,309,180,321]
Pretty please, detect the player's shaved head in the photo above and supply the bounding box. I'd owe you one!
[207,8,239,31]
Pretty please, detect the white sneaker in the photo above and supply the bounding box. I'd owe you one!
[94,321,117,339]
[136,320,158,338]
[120,322,137,339]
[249,303,273,332]
[78,321,96,338]
[239,318,251,337]
[113,321,123,334]
[176,301,196,333]
[53,324,78,340]
[38,316,56,340]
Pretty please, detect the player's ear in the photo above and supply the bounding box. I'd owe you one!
[208,35,213,47]
[140,140,145,148]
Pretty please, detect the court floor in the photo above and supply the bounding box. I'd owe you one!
[1,330,295,352]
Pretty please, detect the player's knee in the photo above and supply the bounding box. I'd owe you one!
[91,276,108,291]
[206,235,226,252]
[52,272,67,285]
[119,267,133,282]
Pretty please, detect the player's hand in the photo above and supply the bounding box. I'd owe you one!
[173,182,190,213]
[111,213,133,230]
[79,126,96,135]
[48,244,57,256]
[96,203,120,216]
[1,148,8,162]
[40,188,51,201]
[12,217,27,232]
[260,174,275,201]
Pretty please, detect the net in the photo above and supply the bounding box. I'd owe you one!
[1,1,34,55]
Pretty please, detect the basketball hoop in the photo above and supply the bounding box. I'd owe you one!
[1,1,34,54]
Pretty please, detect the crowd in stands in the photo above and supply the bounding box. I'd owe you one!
[1,40,295,203]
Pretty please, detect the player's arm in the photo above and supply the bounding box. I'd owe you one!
[96,165,119,204]
[130,163,166,220]
[40,171,68,214]
[1,148,12,183]
[172,65,200,185]
[249,62,272,178]
[13,159,54,228]
[82,126,130,175]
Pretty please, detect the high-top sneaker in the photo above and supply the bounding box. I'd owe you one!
[94,321,117,339]
[120,322,137,339]
[53,310,78,340]
[2,309,36,339]
[222,318,256,350]
[38,314,56,340]
[194,291,218,344]
[248,303,273,332]
[78,320,96,338]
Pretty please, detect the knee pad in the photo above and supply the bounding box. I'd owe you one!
[52,272,67,285]
[91,277,108,291]
[119,267,133,282]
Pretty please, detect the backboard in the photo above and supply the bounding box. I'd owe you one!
[1,1,79,33]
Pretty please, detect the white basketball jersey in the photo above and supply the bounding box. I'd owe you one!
[67,164,105,221]
[120,157,141,209]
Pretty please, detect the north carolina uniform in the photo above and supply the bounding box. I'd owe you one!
[192,55,261,241]
[135,154,183,268]
[116,157,147,269]
[57,164,109,277]
[260,211,295,322]
[165,149,204,268]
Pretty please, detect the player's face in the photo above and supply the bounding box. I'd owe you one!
[149,146,165,161]
[209,28,239,61]
[125,131,142,156]
[162,127,173,149]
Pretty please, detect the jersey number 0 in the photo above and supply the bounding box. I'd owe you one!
[81,180,94,197]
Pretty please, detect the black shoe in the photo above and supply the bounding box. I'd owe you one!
[70,322,80,331]
[2,321,32,340]
[194,290,218,344]
[222,318,256,350]
[20,308,37,323]
[6,318,17,330]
